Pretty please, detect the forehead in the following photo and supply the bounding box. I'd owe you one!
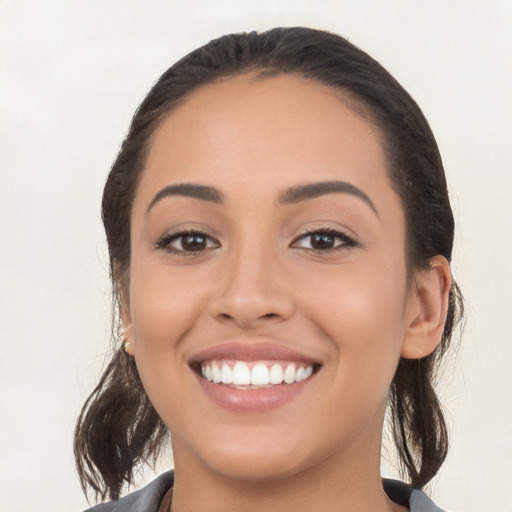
[138,73,397,213]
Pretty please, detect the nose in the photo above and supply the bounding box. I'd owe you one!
[208,243,295,329]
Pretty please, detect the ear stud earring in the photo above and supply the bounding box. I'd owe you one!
[122,340,133,356]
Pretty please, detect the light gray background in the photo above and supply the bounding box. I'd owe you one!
[1,1,511,511]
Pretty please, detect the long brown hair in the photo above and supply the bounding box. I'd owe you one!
[74,27,464,501]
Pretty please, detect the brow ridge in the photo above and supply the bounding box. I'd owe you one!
[146,183,223,212]
[279,180,378,215]
[146,180,377,216]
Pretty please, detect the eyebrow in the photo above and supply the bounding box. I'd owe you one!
[146,183,224,212]
[279,180,378,215]
[146,180,377,216]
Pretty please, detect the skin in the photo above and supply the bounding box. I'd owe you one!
[122,74,451,512]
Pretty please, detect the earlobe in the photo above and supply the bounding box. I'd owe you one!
[116,266,135,356]
[120,298,135,356]
[120,306,135,357]
[401,255,452,359]
[120,310,135,357]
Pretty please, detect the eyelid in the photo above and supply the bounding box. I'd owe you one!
[155,228,221,254]
[154,224,359,255]
[290,227,359,252]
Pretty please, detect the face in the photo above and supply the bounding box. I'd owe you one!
[124,74,418,483]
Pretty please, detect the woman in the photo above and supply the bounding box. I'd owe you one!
[75,27,463,512]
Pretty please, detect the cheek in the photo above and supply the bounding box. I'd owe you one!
[301,261,408,388]
[299,254,408,336]
[128,260,207,347]
[127,259,217,417]
[127,262,206,424]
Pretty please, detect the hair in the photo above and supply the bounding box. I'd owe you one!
[74,27,464,501]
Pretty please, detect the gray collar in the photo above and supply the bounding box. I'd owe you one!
[86,471,447,512]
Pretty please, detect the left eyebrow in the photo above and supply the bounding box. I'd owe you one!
[279,180,378,216]
[146,183,224,213]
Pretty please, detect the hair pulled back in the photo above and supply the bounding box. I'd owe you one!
[74,27,464,501]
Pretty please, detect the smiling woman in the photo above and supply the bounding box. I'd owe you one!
[74,27,463,512]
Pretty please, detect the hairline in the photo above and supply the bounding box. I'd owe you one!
[118,68,415,286]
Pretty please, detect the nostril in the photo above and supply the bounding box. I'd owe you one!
[218,312,279,321]
[215,311,282,327]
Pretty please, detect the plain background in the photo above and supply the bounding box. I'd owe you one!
[1,1,511,511]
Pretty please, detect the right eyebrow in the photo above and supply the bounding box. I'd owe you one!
[279,180,378,216]
[146,183,224,213]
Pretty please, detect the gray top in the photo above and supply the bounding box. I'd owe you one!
[85,471,446,511]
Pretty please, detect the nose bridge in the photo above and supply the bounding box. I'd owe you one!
[230,236,277,296]
[208,231,294,326]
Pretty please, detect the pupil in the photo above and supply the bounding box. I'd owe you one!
[311,233,334,249]
[183,235,206,251]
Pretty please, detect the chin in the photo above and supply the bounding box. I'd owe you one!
[205,451,308,483]
[180,426,335,485]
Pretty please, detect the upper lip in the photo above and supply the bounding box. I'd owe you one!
[189,341,320,365]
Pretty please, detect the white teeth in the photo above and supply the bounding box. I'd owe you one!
[251,363,270,385]
[221,364,233,384]
[269,363,284,384]
[283,363,296,384]
[232,361,251,385]
[212,362,222,383]
[200,360,315,387]
[295,366,306,382]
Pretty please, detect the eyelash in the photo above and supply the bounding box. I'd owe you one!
[155,227,358,255]
[291,227,359,252]
[155,229,219,254]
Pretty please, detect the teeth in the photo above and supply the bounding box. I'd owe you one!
[251,363,269,385]
[232,362,251,385]
[283,363,296,384]
[221,364,233,384]
[295,366,306,382]
[269,363,284,384]
[212,362,222,383]
[200,360,315,387]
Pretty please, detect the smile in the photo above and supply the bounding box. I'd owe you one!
[190,342,322,411]
[200,360,316,387]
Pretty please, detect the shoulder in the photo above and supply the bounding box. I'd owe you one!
[383,478,448,512]
[84,471,174,512]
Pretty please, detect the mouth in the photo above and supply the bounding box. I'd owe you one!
[193,360,321,388]
[189,342,322,411]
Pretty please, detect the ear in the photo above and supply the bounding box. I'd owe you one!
[116,264,135,357]
[401,255,452,359]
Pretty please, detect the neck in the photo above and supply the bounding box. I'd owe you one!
[169,429,406,512]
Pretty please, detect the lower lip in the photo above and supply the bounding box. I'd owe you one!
[195,373,315,413]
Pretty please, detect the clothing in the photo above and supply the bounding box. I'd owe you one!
[85,470,447,512]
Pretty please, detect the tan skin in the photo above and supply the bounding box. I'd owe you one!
[122,74,451,512]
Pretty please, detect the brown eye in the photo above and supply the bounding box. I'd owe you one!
[181,234,207,251]
[156,231,220,253]
[291,229,357,252]
[310,233,336,250]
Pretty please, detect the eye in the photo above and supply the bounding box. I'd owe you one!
[156,230,220,254]
[291,228,357,252]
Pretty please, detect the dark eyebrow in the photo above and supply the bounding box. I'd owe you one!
[279,180,378,215]
[146,183,223,212]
